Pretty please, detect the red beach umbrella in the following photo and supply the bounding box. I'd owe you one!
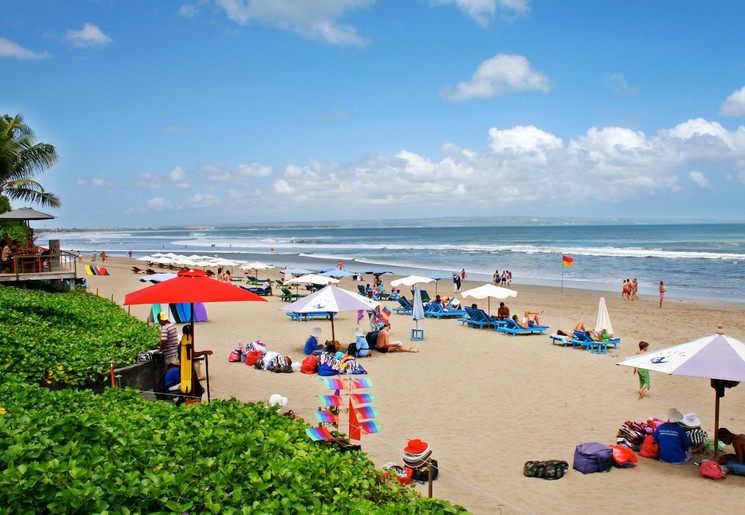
[124,269,267,400]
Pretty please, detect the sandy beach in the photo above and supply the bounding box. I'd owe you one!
[86,257,745,514]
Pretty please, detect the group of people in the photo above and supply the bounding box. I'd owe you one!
[451,269,465,291]
[653,408,709,464]
[304,322,418,356]
[492,269,512,286]
[622,278,639,301]
[622,277,667,308]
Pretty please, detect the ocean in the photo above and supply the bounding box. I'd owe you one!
[38,218,745,303]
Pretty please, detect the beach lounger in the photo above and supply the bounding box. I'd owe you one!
[393,297,413,315]
[497,318,549,336]
[241,285,272,296]
[286,311,331,322]
[357,285,367,296]
[425,302,468,319]
[411,289,431,304]
[280,287,304,302]
[549,333,570,347]
[460,307,493,329]
[569,331,620,354]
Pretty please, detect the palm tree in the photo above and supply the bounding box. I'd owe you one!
[0,114,60,208]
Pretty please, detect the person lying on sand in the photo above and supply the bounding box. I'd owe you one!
[375,322,418,353]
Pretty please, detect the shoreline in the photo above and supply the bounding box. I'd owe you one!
[97,250,745,305]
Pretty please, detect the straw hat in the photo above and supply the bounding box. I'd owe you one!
[310,327,321,337]
[666,408,684,423]
[353,327,365,337]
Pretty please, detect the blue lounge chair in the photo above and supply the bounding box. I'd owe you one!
[569,331,620,354]
[461,307,493,329]
[393,297,414,315]
[241,284,272,296]
[410,289,431,304]
[286,312,331,322]
[425,302,468,319]
[498,318,549,336]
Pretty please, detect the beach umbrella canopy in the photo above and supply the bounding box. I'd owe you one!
[240,261,275,272]
[125,270,267,399]
[412,284,425,328]
[460,284,517,313]
[594,297,614,336]
[0,207,56,245]
[390,275,435,287]
[320,269,357,278]
[617,325,745,456]
[280,267,314,276]
[282,284,379,342]
[284,274,340,286]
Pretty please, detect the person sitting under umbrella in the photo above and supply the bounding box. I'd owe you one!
[375,322,418,353]
[718,428,745,464]
[304,327,324,355]
[654,408,691,464]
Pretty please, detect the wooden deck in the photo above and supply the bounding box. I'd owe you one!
[0,252,79,287]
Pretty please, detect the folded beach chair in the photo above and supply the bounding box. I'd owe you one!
[425,302,468,320]
[393,297,413,315]
[497,318,549,336]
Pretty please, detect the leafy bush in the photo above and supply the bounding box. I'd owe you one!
[0,378,465,513]
[0,286,466,513]
[0,286,159,387]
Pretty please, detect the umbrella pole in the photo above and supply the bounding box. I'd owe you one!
[330,313,336,344]
[714,391,720,459]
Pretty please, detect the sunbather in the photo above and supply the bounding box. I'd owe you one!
[573,321,611,340]
[375,322,418,353]
[514,310,543,328]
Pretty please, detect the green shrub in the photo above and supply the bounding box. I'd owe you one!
[0,286,159,387]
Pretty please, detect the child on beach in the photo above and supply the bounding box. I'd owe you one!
[659,281,666,308]
[634,341,650,399]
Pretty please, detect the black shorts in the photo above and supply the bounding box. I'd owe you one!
[377,346,389,353]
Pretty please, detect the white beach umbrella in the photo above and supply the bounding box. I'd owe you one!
[241,261,274,271]
[594,297,614,336]
[390,275,435,287]
[284,274,340,286]
[460,284,517,313]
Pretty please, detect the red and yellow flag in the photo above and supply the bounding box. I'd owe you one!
[562,255,574,267]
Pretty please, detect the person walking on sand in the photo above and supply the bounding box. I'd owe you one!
[659,281,666,308]
[634,341,651,399]
[461,268,466,282]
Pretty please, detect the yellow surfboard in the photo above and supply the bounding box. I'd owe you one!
[179,334,193,395]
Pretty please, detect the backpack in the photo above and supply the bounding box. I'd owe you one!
[366,331,379,350]
[300,355,317,374]
[572,442,613,474]
[410,459,439,482]
[523,460,569,480]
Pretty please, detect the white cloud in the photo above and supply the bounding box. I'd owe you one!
[166,166,190,188]
[186,193,220,207]
[0,38,50,60]
[136,172,163,189]
[204,163,273,182]
[148,197,171,210]
[260,117,745,217]
[76,177,117,189]
[431,0,528,25]
[66,23,113,48]
[720,86,745,117]
[603,73,639,96]
[688,170,711,189]
[214,0,372,46]
[442,54,552,101]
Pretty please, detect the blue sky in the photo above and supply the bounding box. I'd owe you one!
[3,0,745,228]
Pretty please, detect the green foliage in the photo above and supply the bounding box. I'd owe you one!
[0,379,465,513]
[0,285,159,386]
[0,286,467,514]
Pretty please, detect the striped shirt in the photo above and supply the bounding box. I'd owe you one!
[160,322,179,359]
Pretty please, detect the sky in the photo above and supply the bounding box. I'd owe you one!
[3,0,745,228]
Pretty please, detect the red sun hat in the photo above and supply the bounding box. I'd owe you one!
[404,439,428,454]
